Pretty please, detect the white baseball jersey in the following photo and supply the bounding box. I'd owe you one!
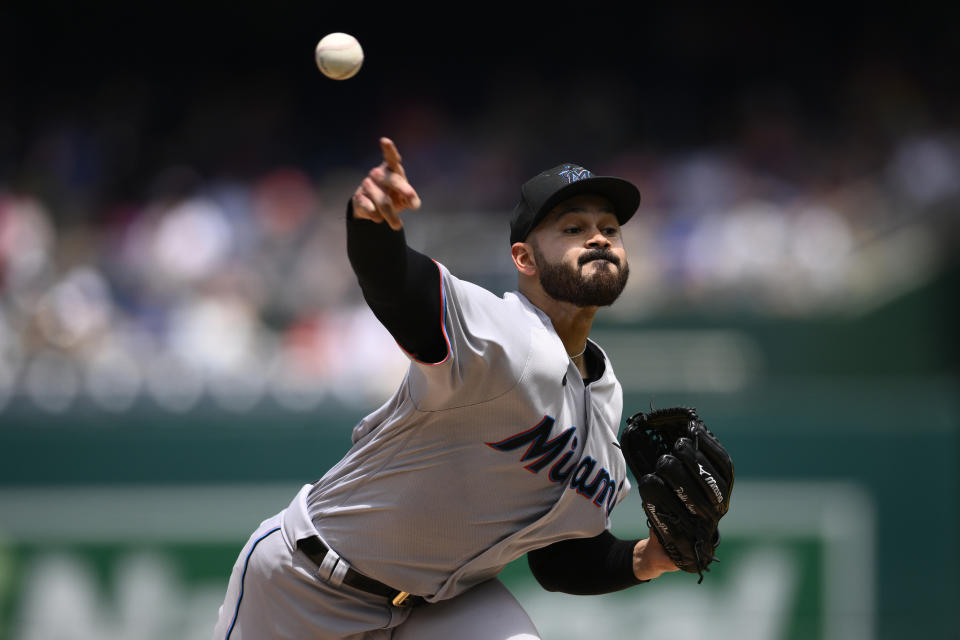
[281,262,631,602]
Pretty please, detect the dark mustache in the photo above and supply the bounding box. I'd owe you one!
[578,249,620,268]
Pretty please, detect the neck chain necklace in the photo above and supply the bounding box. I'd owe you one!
[569,344,587,360]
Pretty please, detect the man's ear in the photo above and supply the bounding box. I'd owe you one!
[511,242,537,277]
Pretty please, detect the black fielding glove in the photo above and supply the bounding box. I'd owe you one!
[618,407,734,583]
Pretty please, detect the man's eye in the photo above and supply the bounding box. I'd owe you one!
[564,227,580,234]
[603,227,619,235]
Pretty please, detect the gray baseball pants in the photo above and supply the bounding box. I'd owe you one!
[213,513,541,639]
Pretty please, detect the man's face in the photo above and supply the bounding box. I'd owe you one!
[528,194,629,307]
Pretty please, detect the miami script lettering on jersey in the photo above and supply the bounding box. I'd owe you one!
[486,416,623,515]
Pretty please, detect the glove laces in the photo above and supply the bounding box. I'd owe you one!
[692,538,720,584]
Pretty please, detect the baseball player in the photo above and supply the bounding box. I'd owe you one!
[212,138,679,640]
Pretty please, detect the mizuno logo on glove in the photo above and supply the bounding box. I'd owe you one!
[698,464,724,505]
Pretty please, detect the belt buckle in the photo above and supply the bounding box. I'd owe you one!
[391,591,412,607]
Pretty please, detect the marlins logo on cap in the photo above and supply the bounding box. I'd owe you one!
[557,165,594,184]
[509,163,641,244]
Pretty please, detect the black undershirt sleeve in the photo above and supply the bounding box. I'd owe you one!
[527,531,647,595]
[345,202,447,363]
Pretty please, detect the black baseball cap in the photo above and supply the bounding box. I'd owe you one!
[509,163,641,244]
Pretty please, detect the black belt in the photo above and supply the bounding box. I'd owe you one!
[297,536,425,608]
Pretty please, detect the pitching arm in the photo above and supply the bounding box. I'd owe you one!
[346,138,446,363]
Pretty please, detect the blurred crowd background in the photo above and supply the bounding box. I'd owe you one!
[2,2,956,414]
[1,3,958,639]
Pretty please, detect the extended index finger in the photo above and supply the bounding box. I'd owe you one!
[380,137,405,176]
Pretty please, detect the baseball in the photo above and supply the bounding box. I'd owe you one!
[315,32,364,80]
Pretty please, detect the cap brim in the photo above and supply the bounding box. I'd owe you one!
[536,176,641,229]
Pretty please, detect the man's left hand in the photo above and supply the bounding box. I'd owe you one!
[633,530,681,581]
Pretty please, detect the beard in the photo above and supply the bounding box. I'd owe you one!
[533,244,630,307]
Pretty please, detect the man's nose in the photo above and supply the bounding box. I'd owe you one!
[586,229,611,248]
